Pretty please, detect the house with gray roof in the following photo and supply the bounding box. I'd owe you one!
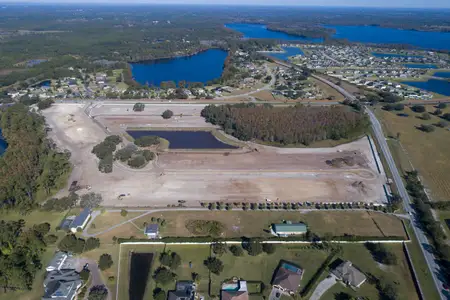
[145,224,159,239]
[69,208,91,233]
[221,279,249,300]
[42,269,82,300]
[331,261,366,289]
[271,222,307,237]
[271,261,304,294]
[167,281,195,300]
[46,252,74,272]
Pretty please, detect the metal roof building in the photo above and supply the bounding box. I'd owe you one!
[271,223,307,236]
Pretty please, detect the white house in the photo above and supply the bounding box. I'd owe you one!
[144,224,159,239]
[69,208,91,233]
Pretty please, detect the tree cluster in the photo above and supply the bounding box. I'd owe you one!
[201,104,369,146]
[0,220,54,291]
[58,234,100,253]
[115,144,155,169]
[159,252,181,270]
[42,192,79,211]
[153,267,176,285]
[98,253,113,270]
[92,135,122,173]
[88,285,108,300]
[162,110,174,119]
[0,104,72,210]
[365,242,397,265]
[134,135,160,147]
[80,192,103,209]
[204,257,224,275]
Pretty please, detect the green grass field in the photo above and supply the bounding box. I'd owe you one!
[375,105,450,201]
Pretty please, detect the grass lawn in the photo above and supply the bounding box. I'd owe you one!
[129,210,406,239]
[87,211,147,234]
[321,244,419,300]
[115,243,418,300]
[0,209,67,231]
[404,221,441,300]
[374,105,450,201]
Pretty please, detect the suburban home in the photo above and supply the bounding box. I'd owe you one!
[69,208,91,233]
[271,261,304,294]
[331,260,367,289]
[46,252,74,272]
[271,222,307,237]
[221,279,249,300]
[145,224,160,239]
[42,269,82,300]
[167,281,196,300]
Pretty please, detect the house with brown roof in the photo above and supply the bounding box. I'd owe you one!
[331,260,366,289]
[271,261,304,294]
[221,279,249,300]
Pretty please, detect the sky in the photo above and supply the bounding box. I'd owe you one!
[1,0,450,9]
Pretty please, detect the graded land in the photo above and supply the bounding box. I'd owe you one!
[43,103,387,207]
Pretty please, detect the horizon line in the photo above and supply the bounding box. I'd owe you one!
[1,2,450,9]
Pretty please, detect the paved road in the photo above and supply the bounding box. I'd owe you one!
[76,258,111,300]
[367,108,447,299]
[310,274,337,300]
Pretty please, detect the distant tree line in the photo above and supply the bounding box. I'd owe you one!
[0,104,72,210]
[201,103,369,146]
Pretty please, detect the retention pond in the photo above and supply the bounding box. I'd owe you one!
[129,253,154,300]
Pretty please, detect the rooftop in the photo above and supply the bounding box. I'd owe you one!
[145,223,159,234]
[272,223,307,233]
[71,207,91,228]
[331,261,367,288]
[272,261,303,292]
[168,281,195,300]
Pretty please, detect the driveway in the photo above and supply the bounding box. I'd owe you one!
[309,274,337,300]
[76,258,111,300]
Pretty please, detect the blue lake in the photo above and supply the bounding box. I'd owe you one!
[404,64,438,69]
[130,49,228,87]
[402,80,450,96]
[266,47,304,61]
[225,23,323,42]
[0,129,7,156]
[371,52,423,58]
[126,130,238,150]
[434,72,450,79]
[326,25,450,50]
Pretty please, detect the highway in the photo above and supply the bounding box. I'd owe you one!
[309,70,447,299]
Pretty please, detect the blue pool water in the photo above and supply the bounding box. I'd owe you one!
[129,49,228,87]
[402,80,450,96]
[225,23,323,42]
[326,25,450,50]
[266,47,304,61]
[434,72,450,79]
[126,130,238,149]
[371,52,423,58]
[0,129,7,155]
[404,64,438,69]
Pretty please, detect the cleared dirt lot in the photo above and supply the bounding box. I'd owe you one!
[44,103,386,207]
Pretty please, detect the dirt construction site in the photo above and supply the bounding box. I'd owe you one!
[43,102,388,207]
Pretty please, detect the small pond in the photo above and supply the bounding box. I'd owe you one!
[402,79,450,96]
[404,64,438,69]
[266,47,304,61]
[129,253,153,300]
[0,129,6,156]
[127,130,238,150]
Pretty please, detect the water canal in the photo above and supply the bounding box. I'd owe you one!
[129,49,227,87]
[126,130,238,150]
[265,47,304,61]
[129,253,153,300]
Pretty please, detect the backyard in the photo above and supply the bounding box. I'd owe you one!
[115,243,419,300]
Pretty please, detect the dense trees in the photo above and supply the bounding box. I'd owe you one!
[201,104,369,146]
[411,105,426,113]
[229,245,244,256]
[92,135,122,160]
[0,220,54,291]
[159,252,181,270]
[418,124,435,132]
[212,242,228,256]
[154,267,176,285]
[42,192,79,211]
[127,155,147,168]
[0,104,71,210]
[80,192,103,209]
[58,234,100,253]
[88,285,109,300]
[204,257,224,275]
[162,110,174,119]
[37,99,54,110]
[134,135,160,147]
[243,239,264,256]
[98,254,113,270]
